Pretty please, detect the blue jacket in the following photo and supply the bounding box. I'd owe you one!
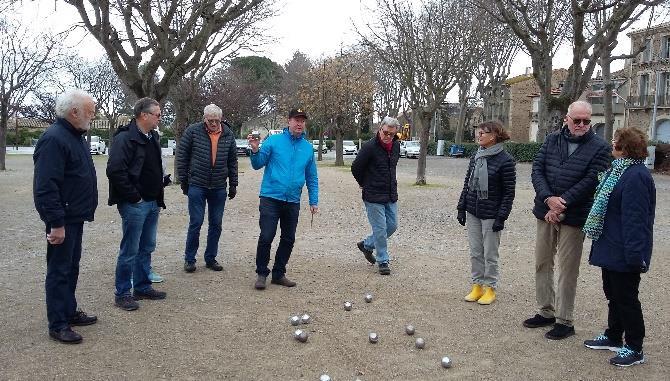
[33,118,98,227]
[250,128,318,205]
[589,164,656,273]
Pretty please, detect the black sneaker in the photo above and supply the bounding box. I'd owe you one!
[378,262,391,275]
[609,345,645,367]
[523,314,556,328]
[545,323,575,340]
[184,261,196,273]
[357,241,376,264]
[584,333,623,351]
[115,295,139,311]
[68,310,98,326]
[133,288,167,300]
[49,327,82,344]
[205,260,223,271]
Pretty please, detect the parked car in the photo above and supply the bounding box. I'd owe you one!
[399,141,407,157]
[89,136,106,155]
[235,139,251,156]
[404,140,421,158]
[312,140,327,154]
[168,139,176,155]
[343,140,358,155]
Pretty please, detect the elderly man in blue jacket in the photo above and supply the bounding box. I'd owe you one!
[247,108,319,290]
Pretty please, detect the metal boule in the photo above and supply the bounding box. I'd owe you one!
[319,375,331,381]
[344,301,352,311]
[441,356,452,368]
[558,213,566,221]
[294,329,308,343]
[415,337,425,349]
[368,332,379,343]
[290,315,300,326]
[405,325,415,335]
[301,313,311,324]
[364,294,373,303]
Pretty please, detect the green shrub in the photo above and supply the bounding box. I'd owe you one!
[427,141,437,155]
[325,140,334,150]
[442,141,541,162]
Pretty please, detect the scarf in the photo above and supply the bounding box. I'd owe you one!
[467,143,504,200]
[377,134,392,154]
[583,158,645,240]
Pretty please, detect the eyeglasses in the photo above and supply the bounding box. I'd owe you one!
[145,111,161,118]
[380,130,395,137]
[567,115,591,126]
[477,130,492,136]
[206,119,222,125]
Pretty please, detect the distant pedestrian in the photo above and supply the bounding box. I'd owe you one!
[33,89,98,344]
[177,104,238,273]
[351,116,401,275]
[247,108,319,290]
[457,120,516,305]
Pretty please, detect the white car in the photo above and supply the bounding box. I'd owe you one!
[343,140,358,155]
[89,136,106,155]
[399,141,407,157]
[404,140,421,158]
[312,140,327,154]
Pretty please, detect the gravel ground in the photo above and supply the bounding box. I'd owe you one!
[0,154,668,381]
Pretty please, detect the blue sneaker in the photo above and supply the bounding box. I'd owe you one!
[584,333,622,352]
[609,345,645,367]
[149,271,164,283]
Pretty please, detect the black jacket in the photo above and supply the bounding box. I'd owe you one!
[33,118,98,227]
[351,135,400,204]
[457,150,516,221]
[531,126,610,227]
[106,120,166,208]
[176,122,238,189]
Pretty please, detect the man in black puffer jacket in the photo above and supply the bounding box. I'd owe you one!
[523,100,611,340]
[176,104,238,273]
[351,117,401,275]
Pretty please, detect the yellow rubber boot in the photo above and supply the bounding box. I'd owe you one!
[464,284,484,302]
[477,286,496,305]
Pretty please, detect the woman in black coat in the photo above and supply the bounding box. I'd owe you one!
[457,121,516,305]
[583,127,656,367]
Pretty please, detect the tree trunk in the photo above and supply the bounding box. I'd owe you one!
[414,107,432,185]
[0,101,8,170]
[172,102,191,183]
[602,59,615,142]
[334,130,344,166]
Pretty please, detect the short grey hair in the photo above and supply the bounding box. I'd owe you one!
[380,116,400,129]
[133,97,160,117]
[55,89,95,118]
[203,104,223,118]
[568,100,592,115]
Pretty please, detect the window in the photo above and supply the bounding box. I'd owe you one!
[640,74,649,98]
[663,36,670,59]
[642,39,651,62]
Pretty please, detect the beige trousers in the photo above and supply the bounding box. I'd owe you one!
[535,219,585,326]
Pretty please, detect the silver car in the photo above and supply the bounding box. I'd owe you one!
[404,140,421,158]
[343,140,358,155]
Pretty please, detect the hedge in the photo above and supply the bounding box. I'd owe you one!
[441,141,543,162]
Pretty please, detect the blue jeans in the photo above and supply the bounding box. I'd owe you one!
[45,222,83,331]
[362,201,398,265]
[184,185,227,264]
[255,197,300,279]
[115,200,159,297]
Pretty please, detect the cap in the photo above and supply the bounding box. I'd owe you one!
[288,108,308,119]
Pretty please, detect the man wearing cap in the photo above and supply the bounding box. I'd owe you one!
[247,108,319,290]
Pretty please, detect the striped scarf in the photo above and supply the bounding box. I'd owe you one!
[583,158,645,240]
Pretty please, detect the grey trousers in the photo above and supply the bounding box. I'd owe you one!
[534,219,585,326]
[466,212,501,288]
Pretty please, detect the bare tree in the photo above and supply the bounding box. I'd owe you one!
[370,54,405,121]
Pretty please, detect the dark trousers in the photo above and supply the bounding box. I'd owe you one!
[45,223,84,331]
[255,197,300,279]
[602,268,645,352]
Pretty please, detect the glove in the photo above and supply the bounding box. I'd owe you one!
[162,174,172,187]
[457,210,466,226]
[180,182,189,195]
[228,186,237,200]
[492,218,505,232]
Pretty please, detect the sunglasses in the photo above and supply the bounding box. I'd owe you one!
[567,115,591,126]
[380,130,395,137]
[206,119,221,125]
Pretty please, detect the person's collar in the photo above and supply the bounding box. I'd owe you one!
[58,117,86,136]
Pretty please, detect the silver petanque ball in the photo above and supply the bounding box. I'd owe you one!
[441,356,452,368]
[415,337,426,349]
[558,213,566,221]
[319,375,331,381]
[344,301,352,311]
[368,332,379,343]
[290,315,300,326]
[405,325,415,335]
[364,294,373,303]
[301,313,311,324]
[294,329,308,343]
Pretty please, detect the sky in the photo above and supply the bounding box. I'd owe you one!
[9,0,660,101]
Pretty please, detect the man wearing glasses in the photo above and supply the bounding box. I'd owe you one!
[107,97,167,311]
[351,116,401,275]
[177,104,238,273]
[523,100,611,339]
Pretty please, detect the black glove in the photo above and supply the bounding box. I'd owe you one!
[180,182,189,195]
[163,174,172,187]
[228,186,236,200]
[492,218,505,232]
[457,210,466,226]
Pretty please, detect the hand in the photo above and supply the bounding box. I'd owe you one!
[457,210,466,226]
[492,219,505,232]
[47,226,65,245]
[546,196,566,213]
[163,174,172,187]
[247,134,260,153]
[640,260,648,273]
[180,182,189,195]
[310,205,318,214]
[228,186,236,200]
[544,210,561,224]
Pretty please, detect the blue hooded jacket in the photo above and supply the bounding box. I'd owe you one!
[250,128,318,205]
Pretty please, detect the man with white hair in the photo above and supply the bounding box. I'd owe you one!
[177,104,238,273]
[351,116,401,275]
[33,89,98,344]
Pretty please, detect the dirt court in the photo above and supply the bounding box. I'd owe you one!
[0,154,668,380]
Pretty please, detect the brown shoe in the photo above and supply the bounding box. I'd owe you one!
[271,276,296,287]
[254,275,267,290]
